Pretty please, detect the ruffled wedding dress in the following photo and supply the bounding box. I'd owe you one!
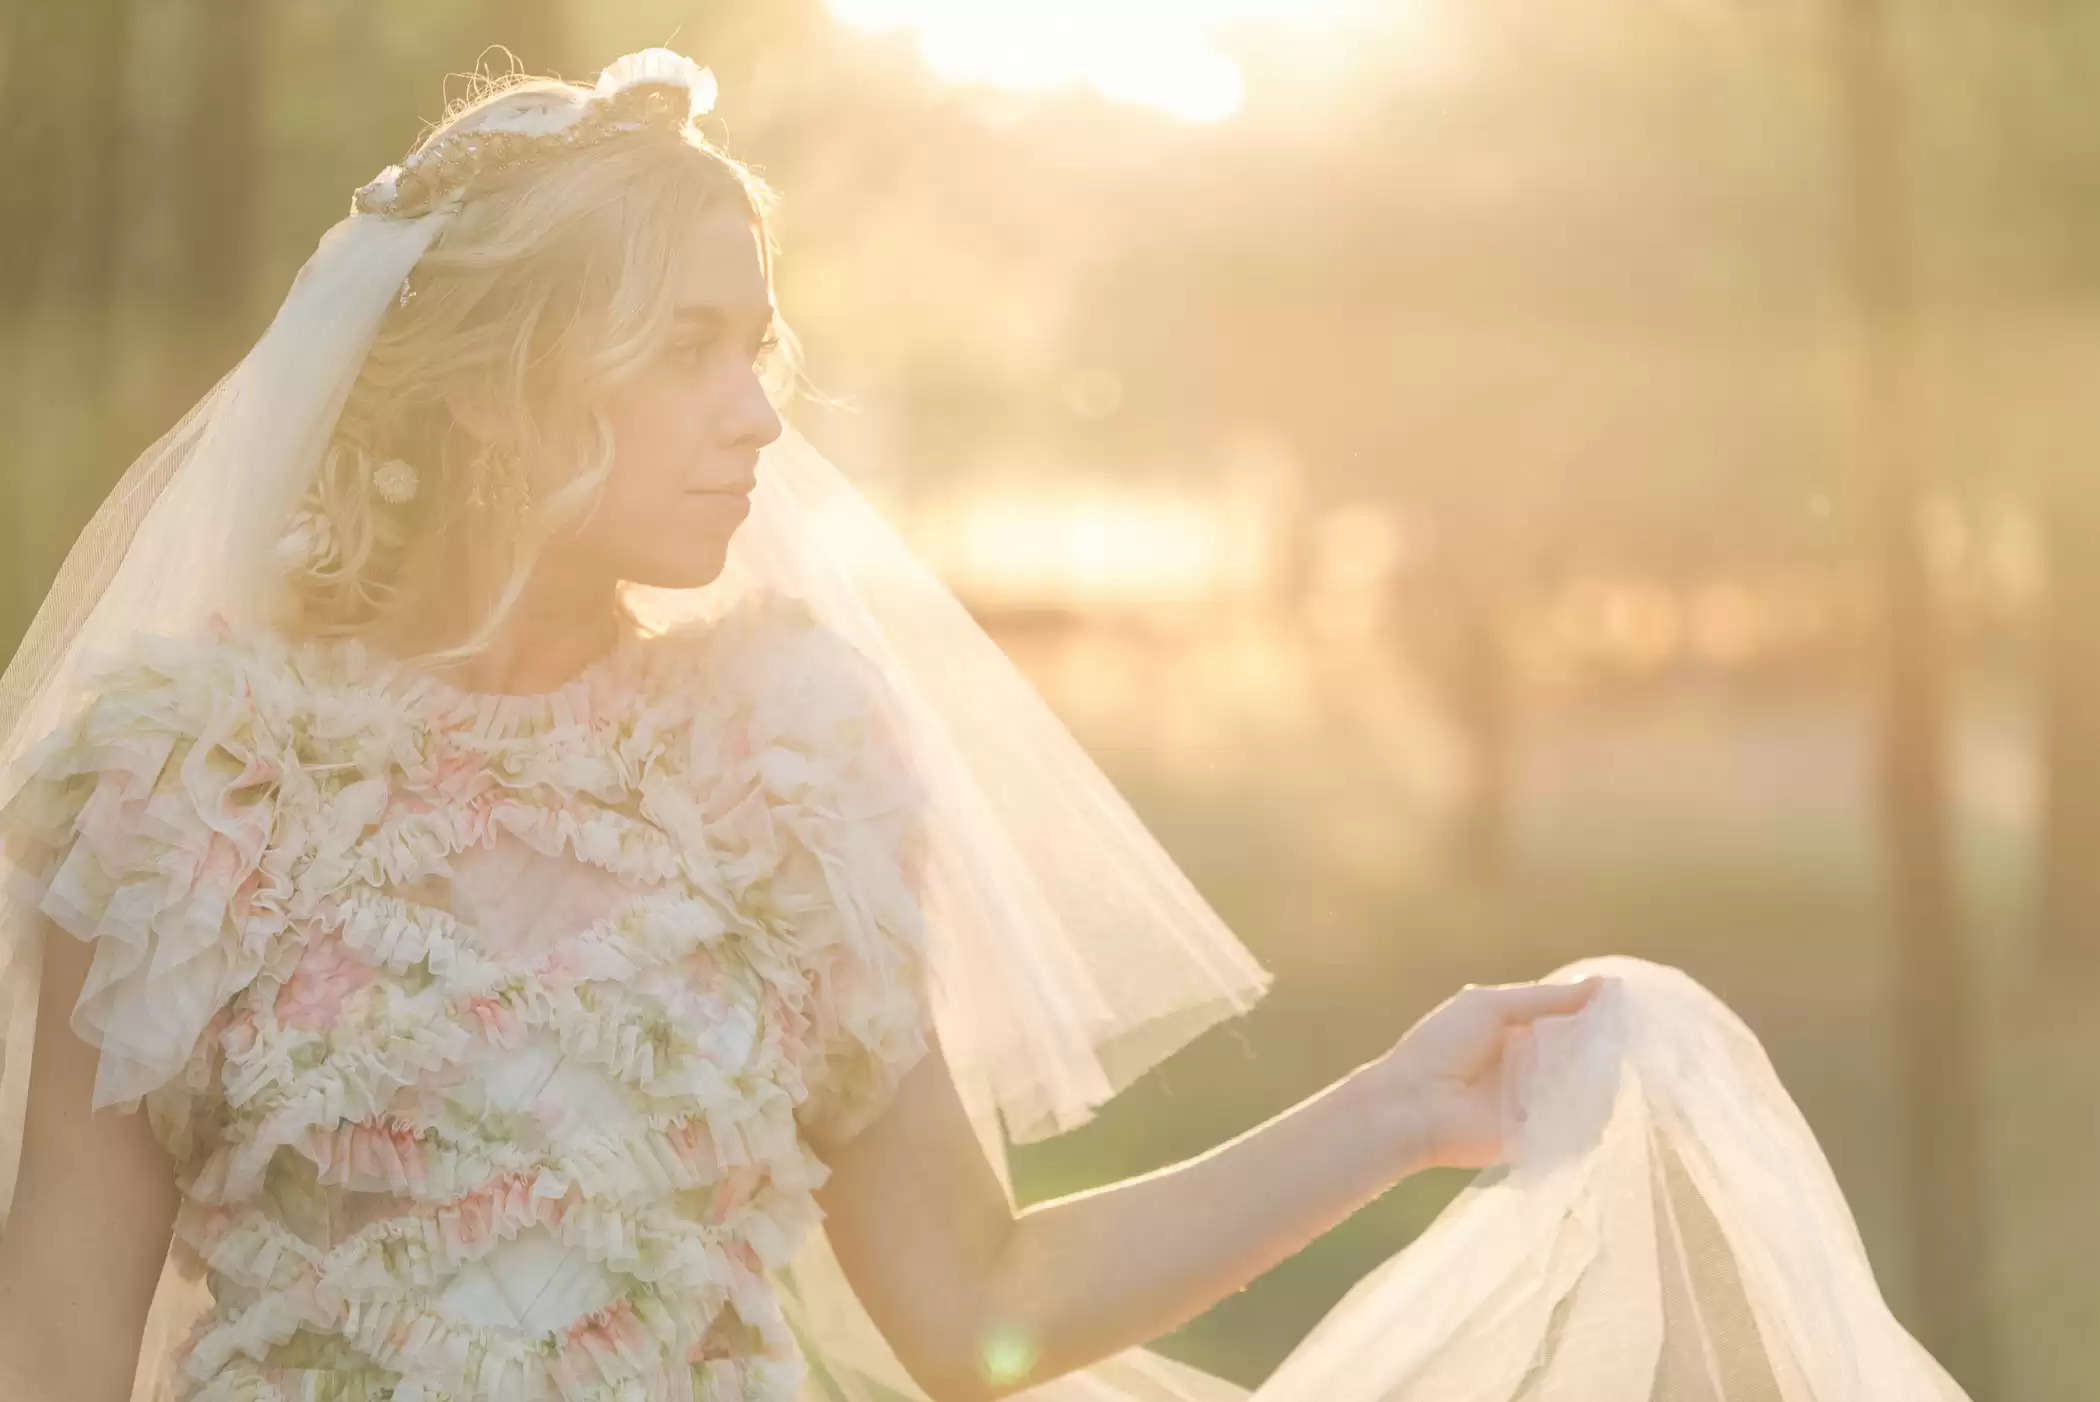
[0,592,1972,1402]
[2,593,933,1401]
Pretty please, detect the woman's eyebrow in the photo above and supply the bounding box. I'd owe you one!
[670,303,774,329]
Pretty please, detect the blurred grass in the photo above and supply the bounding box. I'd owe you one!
[995,620,2092,1401]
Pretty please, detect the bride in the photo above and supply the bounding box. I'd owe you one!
[0,48,1968,1402]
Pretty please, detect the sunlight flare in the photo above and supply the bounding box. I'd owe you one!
[828,0,1387,121]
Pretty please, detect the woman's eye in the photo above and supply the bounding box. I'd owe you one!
[666,332,776,370]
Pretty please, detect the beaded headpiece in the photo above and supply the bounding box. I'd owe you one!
[350,48,718,220]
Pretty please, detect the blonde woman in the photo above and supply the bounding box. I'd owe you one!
[0,48,1966,1402]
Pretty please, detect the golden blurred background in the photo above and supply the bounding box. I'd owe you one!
[4,2,2097,1397]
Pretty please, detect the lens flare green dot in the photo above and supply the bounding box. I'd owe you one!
[977,1323,1038,1385]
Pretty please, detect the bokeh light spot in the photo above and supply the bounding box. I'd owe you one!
[978,1321,1039,1385]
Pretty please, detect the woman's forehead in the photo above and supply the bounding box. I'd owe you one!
[666,212,771,316]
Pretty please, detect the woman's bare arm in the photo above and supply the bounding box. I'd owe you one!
[812,979,1602,1402]
[814,1036,1417,1401]
[0,919,180,1402]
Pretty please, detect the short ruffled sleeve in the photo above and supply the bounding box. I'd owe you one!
[703,597,935,1149]
[0,631,287,1123]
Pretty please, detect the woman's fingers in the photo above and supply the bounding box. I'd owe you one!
[1438,978,1606,1080]
[1477,976,1607,1026]
[1393,976,1611,1090]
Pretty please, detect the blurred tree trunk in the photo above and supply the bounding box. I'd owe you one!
[1447,579,1514,886]
[2040,461,2100,978]
[1833,0,1992,1390]
[1404,546,1516,887]
[2023,3,2100,983]
[180,0,263,365]
[0,0,132,636]
[67,2,130,356]
[0,3,67,325]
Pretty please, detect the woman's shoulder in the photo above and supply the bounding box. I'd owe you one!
[639,593,917,807]
[638,590,830,669]
[42,614,386,740]
[7,620,286,806]
[10,623,442,857]
[1,616,414,943]
[0,618,306,1115]
[2,613,326,840]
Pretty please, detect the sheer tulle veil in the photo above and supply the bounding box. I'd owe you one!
[0,47,1970,1402]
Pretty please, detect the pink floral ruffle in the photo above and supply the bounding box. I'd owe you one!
[0,592,933,1402]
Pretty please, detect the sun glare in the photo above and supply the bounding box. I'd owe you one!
[917,483,1275,609]
[827,0,1376,122]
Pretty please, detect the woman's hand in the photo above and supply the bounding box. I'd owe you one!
[1374,976,1608,1172]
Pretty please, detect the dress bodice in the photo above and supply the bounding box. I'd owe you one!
[0,595,932,1402]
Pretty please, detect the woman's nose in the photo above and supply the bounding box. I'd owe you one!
[727,366,783,450]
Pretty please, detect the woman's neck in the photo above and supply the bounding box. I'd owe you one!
[371,536,626,695]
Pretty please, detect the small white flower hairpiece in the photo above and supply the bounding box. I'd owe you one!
[373,457,419,505]
[593,47,718,124]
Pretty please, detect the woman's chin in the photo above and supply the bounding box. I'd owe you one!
[633,566,727,592]
[624,546,729,592]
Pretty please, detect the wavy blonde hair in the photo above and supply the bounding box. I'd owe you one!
[277,65,797,670]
